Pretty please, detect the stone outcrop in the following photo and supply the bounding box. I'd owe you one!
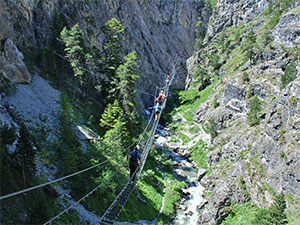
[272,6,300,48]
[207,0,268,38]
[188,1,300,224]
[0,0,204,106]
[0,38,31,84]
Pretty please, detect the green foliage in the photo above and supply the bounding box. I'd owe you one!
[212,95,219,108]
[281,60,297,89]
[178,132,191,145]
[190,139,209,169]
[60,24,87,78]
[252,193,288,225]
[194,38,203,52]
[56,93,82,175]
[189,126,201,134]
[60,24,91,97]
[15,122,36,186]
[178,88,201,104]
[103,18,125,74]
[203,119,217,138]
[222,202,261,225]
[242,29,257,62]
[242,72,250,83]
[290,96,300,106]
[177,80,217,121]
[247,96,262,126]
[110,51,140,134]
[268,9,281,29]
[192,64,210,89]
[246,85,253,99]
[0,124,17,146]
[100,99,126,131]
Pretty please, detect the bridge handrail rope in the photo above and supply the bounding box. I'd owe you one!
[43,161,127,225]
[0,108,154,201]
[99,115,159,224]
[99,62,176,224]
[0,3,161,202]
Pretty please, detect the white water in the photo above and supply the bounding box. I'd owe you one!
[169,152,205,225]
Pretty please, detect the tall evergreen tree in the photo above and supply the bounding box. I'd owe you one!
[15,123,36,187]
[109,51,140,134]
[252,193,288,225]
[100,99,126,131]
[102,18,125,78]
[60,24,91,98]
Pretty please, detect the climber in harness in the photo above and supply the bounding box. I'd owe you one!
[148,103,162,121]
[127,145,141,179]
[165,75,170,87]
[156,90,166,106]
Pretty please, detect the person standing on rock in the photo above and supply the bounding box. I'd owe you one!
[127,145,141,179]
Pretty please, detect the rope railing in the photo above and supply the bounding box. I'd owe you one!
[43,162,127,225]
[0,110,153,201]
[98,61,177,224]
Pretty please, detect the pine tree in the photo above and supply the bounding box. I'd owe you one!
[110,51,140,128]
[252,193,288,225]
[104,117,129,152]
[281,60,297,89]
[243,29,257,63]
[100,99,126,131]
[269,193,288,224]
[102,18,125,77]
[247,96,262,126]
[15,123,36,187]
[60,24,91,98]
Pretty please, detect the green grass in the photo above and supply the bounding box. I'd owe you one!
[189,139,209,169]
[118,148,186,224]
[221,202,260,225]
[176,80,218,121]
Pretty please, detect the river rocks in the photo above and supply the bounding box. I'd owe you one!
[197,168,207,182]
[0,38,31,84]
[197,199,208,210]
[173,168,188,181]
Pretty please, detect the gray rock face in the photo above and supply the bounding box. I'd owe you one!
[272,7,300,48]
[0,0,203,106]
[0,38,31,84]
[207,0,268,38]
[188,1,300,224]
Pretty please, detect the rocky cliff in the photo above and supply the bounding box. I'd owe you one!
[0,0,203,106]
[187,0,300,224]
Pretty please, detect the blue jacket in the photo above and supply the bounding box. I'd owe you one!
[129,151,141,163]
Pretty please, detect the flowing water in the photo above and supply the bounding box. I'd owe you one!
[168,151,205,225]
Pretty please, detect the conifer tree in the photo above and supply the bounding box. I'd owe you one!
[102,18,125,78]
[281,60,297,89]
[110,51,140,127]
[15,123,36,186]
[60,24,91,98]
[100,99,126,131]
[269,193,288,224]
[243,29,257,63]
[252,193,288,225]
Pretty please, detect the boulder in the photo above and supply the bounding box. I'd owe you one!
[0,38,31,84]
[197,168,207,181]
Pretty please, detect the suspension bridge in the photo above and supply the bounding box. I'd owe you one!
[0,59,177,224]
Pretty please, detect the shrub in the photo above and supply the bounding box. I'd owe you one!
[281,60,297,89]
[242,72,250,83]
[247,96,262,126]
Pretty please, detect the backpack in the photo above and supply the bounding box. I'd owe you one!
[129,151,139,163]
